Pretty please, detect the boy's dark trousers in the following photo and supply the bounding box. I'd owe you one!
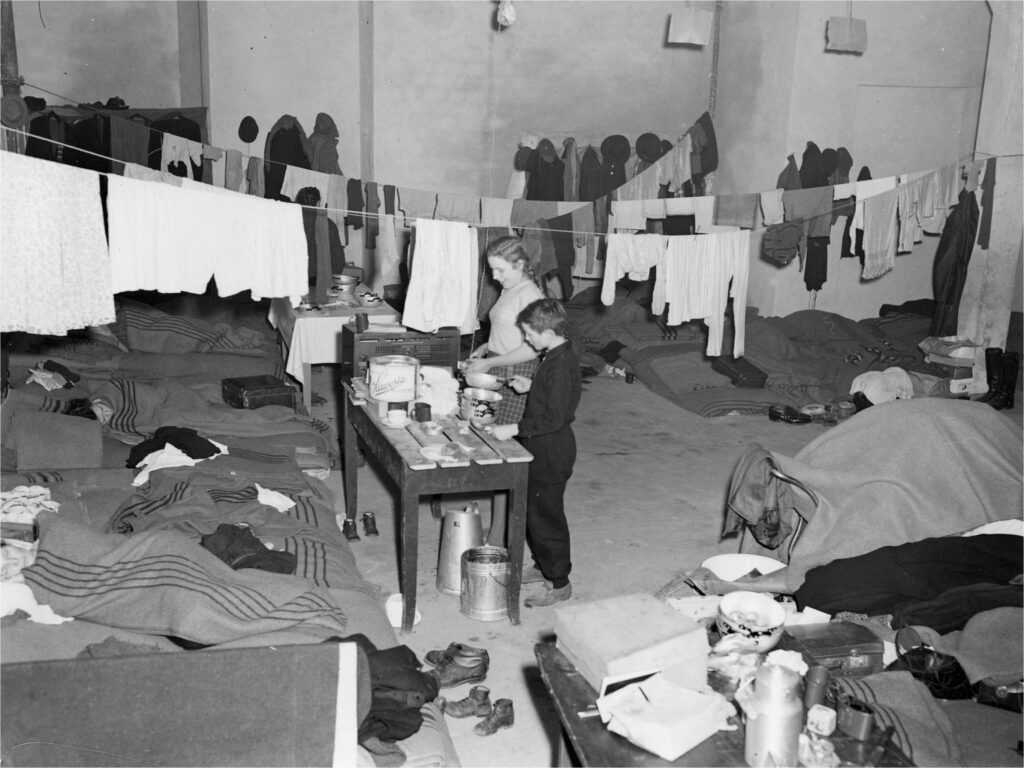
[521,426,576,589]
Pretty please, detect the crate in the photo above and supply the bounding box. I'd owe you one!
[222,375,297,410]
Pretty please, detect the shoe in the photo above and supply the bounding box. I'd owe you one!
[768,404,812,424]
[977,347,1004,403]
[525,582,572,608]
[362,512,379,536]
[341,518,360,541]
[988,352,1019,411]
[432,654,489,688]
[424,642,490,668]
[521,564,547,584]
[441,685,492,718]
[474,699,514,735]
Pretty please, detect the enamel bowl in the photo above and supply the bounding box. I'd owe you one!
[716,591,786,653]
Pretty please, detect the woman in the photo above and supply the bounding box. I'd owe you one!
[466,235,545,426]
[466,235,545,548]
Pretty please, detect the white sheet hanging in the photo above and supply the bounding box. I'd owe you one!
[402,219,480,335]
[0,152,115,335]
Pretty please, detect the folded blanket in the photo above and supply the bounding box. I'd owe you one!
[23,516,348,645]
[14,411,102,471]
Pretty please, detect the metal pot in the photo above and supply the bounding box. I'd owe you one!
[464,371,507,391]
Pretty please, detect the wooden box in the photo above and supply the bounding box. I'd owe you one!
[554,593,709,693]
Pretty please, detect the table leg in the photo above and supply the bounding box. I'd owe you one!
[505,468,528,626]
[302,362,313,414]
[342,392,358,526]
[399,484,420,634]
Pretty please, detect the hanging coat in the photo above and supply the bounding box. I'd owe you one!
[930,189,980,337]
[263,115,312,201]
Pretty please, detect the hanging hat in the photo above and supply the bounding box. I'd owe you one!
[537,138,557,164]
[635,133,663,164]
[601,134,631,165]
[513,145,532,171]
[238,115,260,144]
[1,95,29,129]
[661,139,674,156]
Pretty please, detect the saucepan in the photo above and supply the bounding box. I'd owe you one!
[463,371,509,391]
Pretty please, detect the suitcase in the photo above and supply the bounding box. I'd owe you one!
[222,375,297,410]
[711,355,768,388]
[777,621,885,678]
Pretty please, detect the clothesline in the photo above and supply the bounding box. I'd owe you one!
[7,134,999,246]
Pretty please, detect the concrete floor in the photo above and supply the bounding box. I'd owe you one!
[309,364,1022,768]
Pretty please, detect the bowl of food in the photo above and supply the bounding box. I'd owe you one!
[716,591,786,652]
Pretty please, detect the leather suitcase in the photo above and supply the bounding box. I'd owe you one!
[777,622,884,678]
[711,355,768,388]
[222,375,297,410]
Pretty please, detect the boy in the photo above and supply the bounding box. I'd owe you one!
[489,298,582,607]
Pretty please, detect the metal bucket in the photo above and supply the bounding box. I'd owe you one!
[459,387,502,425]
[436,505,484,595]
[460,546,510,622]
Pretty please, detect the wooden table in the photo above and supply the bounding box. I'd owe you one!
[342,380,533,633]
[534,642,746,767]
[267,296,400,412]
[534,643,915,767]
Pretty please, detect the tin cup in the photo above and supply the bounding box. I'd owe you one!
[354,312,369,332]
[804,666,830,709]
[413,402,432,422]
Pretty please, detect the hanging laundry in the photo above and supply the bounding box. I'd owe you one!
[201,144,224,186]
[435,193,482,224]
[280,166,334,206]
[510,199,561,230]
[537,213,576,299]
[263,115,312,201]
[713,194,759,229]
[798,141,829,188]
[664,196,715,232]
[224,149,244,191]
[688,112,718,179]
[782,186,833,270]
[148,111,204,180]
[505,146,531,199]
[346,177,366,230]
[122,162,183,185]
[481,197,514,228]
[776,154,801,191]
[307,112,343,175]
[326,173,348,239]
[374,185,401,295]
[562,138,580,202]
[761,221,802,267]
[246,156,265,197]
[578,145,604,202]
[803,236,830,292]
[526,139,566,201]
[364,182,380,249]
[976,157,996,249]
[403,219,480,335]
[602,234,667,305]
[160,132,204,179]
[931,189,980,337]
[609,200,647,231]
[397,187,437,228]
[109,114,151,174]
[1,153,115,335]
[896,173,926,253]
[652,230,751,357]
[861,186,899,280]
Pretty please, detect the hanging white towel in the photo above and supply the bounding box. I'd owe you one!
[280,166,333,205]
[374,213,402,294]
[664,195,715,231]
[760,189,785,225]
[0,152,115,335]
[403,219,480,335]
[160,133,204,178]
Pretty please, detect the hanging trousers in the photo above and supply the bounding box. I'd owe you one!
[521,426,576,589]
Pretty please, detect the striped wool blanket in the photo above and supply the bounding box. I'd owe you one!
[23,516,348,645]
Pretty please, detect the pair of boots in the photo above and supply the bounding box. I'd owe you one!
[440,685,515,735]
[978,348,1020,410]
[425,642,489,688]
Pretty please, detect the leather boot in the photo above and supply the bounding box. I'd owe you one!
[977,347,1003,403]
[432,654,489,688]
[988,352,1019,411]
[474,699,515,735]
[441,685,492,718]
[425,642,489,668]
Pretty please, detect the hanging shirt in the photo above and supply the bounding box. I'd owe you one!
[160,133,204,179]
[602,234,667,305]
[1,152,115,335]
[402,219,480,335]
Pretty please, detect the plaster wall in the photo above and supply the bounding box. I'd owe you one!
[715,1,991,320]
[12,0,181,108]
[370,1,714,197]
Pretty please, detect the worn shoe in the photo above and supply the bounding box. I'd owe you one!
[441,685,492,718]
[341,518,360,541]
[521,564,547,584]
[432,654,489,688]
[361,512,379,537]
[474,699,514,735]
[425,642,489,668]
[768,404,812,424]
[525,582,572,608]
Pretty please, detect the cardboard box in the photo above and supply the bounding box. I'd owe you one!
[554,593,709,693]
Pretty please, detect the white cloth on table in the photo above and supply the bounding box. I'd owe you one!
[0,152,116,335]
[402,219,480,335]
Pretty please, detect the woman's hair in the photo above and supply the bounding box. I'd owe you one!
[485,235,540,287]
[517,298,568,337]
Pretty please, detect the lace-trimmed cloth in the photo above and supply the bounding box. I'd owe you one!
[1,152,115,335]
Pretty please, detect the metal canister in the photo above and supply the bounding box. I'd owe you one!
[742,664,802,767]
